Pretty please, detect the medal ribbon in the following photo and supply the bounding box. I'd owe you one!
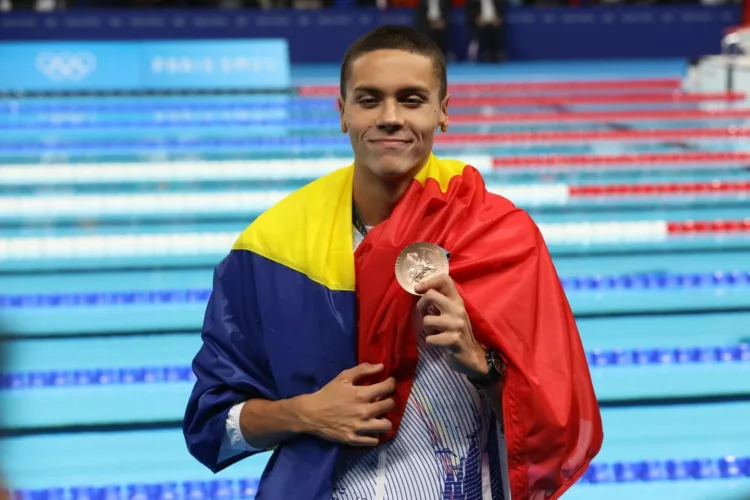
[352,200,368,236]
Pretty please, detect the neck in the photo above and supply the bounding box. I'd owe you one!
[352,162,420,227]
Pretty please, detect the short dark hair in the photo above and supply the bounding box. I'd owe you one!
[340,25,447,100]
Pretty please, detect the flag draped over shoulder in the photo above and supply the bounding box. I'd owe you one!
[183,153,603,500]
[354,154,603,500]
[183,164,359,498]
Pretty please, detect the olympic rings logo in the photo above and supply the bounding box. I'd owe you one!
[35,51,97,82]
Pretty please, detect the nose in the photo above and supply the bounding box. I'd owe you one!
[376,99,404,133]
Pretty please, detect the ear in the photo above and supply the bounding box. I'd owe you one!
[337,96,347,134]
[438,93,450,133]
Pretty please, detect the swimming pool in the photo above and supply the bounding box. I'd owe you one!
[1,59,749,500]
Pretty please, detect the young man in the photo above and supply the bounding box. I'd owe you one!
[183,26,602,500]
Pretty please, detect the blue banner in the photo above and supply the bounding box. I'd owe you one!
[0,40,290,92]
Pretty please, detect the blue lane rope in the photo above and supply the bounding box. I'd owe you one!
[0,117,341,130]
[0,136,350,152]
[8,455,750,500]
[1,270,749,311]
[1,343,747,390]
[1,100,335,114]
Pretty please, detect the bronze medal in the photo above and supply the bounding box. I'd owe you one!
[395,242,450,295]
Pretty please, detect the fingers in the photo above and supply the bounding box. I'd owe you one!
[359,418,393,435]
[421,314,464,335]
[346,418,393,447]
[339,363,384,383]
[414,272,458,298]
[424,332,463,350]
[364,397,396,419]
[349,436,380,447]
[416,289,455,317]
[359,376,396,402]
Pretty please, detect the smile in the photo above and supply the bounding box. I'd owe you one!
[370,139,412,147]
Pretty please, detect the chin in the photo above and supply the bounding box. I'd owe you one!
[369,154,424,180]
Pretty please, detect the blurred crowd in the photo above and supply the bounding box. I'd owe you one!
[2,0,736,64]
[0,0,730,10]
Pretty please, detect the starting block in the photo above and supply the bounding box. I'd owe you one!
[686,26,750,99]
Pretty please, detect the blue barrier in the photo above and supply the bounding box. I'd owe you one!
[0,40,290,92]
[0,5,741,63]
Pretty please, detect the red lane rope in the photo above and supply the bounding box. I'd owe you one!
[492,152,750,167]
[667,219,750,233]
[436,128,750,143]
[450,108,750,124]
[298,78,682,96]
[448,92,745,107]
[569,181,750,196]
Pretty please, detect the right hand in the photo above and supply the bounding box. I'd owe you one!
[298,363,396,446]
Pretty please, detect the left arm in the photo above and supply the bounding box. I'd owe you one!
[476,366,505,423]
[413,275,506,421]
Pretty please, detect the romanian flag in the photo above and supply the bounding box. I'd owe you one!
[184,153,603,499]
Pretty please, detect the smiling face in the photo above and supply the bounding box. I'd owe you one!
[338,49,450,183]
